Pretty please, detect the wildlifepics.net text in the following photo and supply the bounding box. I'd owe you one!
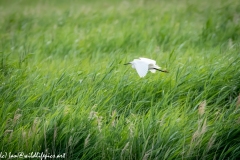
[0,152,66,159]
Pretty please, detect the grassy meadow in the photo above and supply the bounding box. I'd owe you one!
[1,0,240,159]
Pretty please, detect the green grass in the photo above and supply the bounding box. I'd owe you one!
[1,0,240,159]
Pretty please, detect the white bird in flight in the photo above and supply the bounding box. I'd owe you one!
[124,57,168,78]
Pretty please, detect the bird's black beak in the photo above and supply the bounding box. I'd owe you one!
[124,62,131,65]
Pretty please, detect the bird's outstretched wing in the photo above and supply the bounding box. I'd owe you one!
[134,60,149,77]
[139,57,156,65]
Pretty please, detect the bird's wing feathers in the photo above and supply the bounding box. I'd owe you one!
[134,60,149,77]
[139,57,156,65]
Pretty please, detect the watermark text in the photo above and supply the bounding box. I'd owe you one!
[0,152,65,159]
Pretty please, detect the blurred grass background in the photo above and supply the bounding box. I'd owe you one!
[1,0,240,159]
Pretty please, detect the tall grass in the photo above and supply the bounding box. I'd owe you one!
[1,0,240,159]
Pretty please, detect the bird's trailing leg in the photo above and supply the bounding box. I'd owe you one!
[153,68,169,73]
[124,62,131,65]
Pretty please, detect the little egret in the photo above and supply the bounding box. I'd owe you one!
[124,57,168,77]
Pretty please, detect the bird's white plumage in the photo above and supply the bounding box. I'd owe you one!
[126,57,164,77]
[139,57,156,65]
[132,59,149,77]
